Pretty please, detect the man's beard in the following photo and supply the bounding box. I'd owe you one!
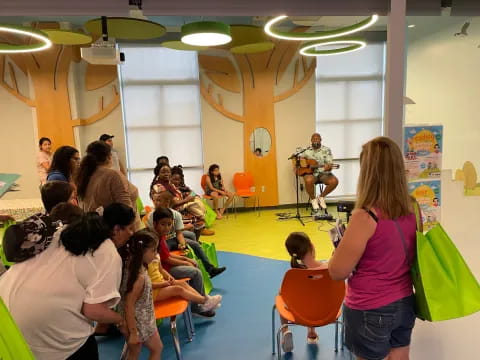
[312,142,321,149]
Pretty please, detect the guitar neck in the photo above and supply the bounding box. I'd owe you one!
[318,163,340,169]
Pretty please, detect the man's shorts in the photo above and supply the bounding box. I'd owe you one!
[303,172,335,184]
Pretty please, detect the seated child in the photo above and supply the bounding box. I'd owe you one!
[281,232,328,353]
[147,253,221,310]
[151,208,222,318]
[148,191,226,278]
[205,164,234,219]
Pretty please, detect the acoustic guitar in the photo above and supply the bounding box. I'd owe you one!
[291,158,340,176]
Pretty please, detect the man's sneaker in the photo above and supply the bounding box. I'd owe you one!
[201,294,222,312]
[209,266,226,278]
[311,198,320,211]
[318,196,327,209]
[192,309,216,318]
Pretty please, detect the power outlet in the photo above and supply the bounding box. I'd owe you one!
[261,186,265,192]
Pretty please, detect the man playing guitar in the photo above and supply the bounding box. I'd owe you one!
[301,133,339,211]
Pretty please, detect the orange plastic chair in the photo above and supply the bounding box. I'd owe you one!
[154,296,194,360]
[271,268,346,358]
[233,172,260,216]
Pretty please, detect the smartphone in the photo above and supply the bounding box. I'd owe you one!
[329,219,346,248]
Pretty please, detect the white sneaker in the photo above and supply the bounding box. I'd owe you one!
[311,198,320,211]
[318,196,327,209]
[201,294,222,312]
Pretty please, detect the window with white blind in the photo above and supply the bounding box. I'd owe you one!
[118,46,203,205]
[315,42,385,197]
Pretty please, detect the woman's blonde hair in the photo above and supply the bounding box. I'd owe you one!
[356,136,412,219]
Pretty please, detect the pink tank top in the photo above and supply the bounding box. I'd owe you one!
[345,211,416,310]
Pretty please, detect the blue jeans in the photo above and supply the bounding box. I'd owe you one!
[344,295,416,360]
[166,232,214,272]
[168,264,205,313]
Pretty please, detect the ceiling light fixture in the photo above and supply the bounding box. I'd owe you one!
[0,24,52,53]
[408,24,416,28]
[264,14,378,41]
[181,21,231,46]
[299,38,366,56]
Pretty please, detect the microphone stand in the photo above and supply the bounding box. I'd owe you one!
[278,147,313,226]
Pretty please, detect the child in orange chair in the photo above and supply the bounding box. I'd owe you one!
[205,164,234,219]
[281,232,328,352]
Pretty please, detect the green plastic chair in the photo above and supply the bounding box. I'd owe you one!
[0,297,35,360]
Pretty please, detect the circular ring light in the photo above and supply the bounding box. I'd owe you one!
[0,24,52,53]
[181,21,231,46]
[264,14,378,41]
[299,38,366,57]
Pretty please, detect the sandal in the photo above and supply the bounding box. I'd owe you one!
[281,330,294,353]
[307,335,319,345]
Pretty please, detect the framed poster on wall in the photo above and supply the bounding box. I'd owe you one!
[408,180,441,232]
[404,125,443,181]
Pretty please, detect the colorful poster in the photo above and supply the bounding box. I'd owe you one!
[409,180,441,231]
[404,125,443,181]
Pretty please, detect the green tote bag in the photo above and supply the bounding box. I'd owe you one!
[0,297,35,360]
[201,241,219,268]
[412,224,480,321]
[184,245,213,294]
[202,200,217,229]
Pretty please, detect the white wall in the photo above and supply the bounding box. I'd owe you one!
[0,86,38,199]
[410,170,480,359]
[406,17,480,357]
[70,62,126,163]
[406,16,480,172]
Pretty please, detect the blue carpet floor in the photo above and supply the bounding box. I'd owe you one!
[98,252,352,360]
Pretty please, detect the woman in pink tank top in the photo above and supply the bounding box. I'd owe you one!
[329,137,419,360]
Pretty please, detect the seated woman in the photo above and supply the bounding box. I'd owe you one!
[150,164,194,211]
[205,164,234,219]
[0,212,126,360]
[171,165,214,236]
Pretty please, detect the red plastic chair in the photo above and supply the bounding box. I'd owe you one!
[271,268,346,358]
[233,172,260,216]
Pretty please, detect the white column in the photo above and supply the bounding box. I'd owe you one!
[384,0,407,147]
